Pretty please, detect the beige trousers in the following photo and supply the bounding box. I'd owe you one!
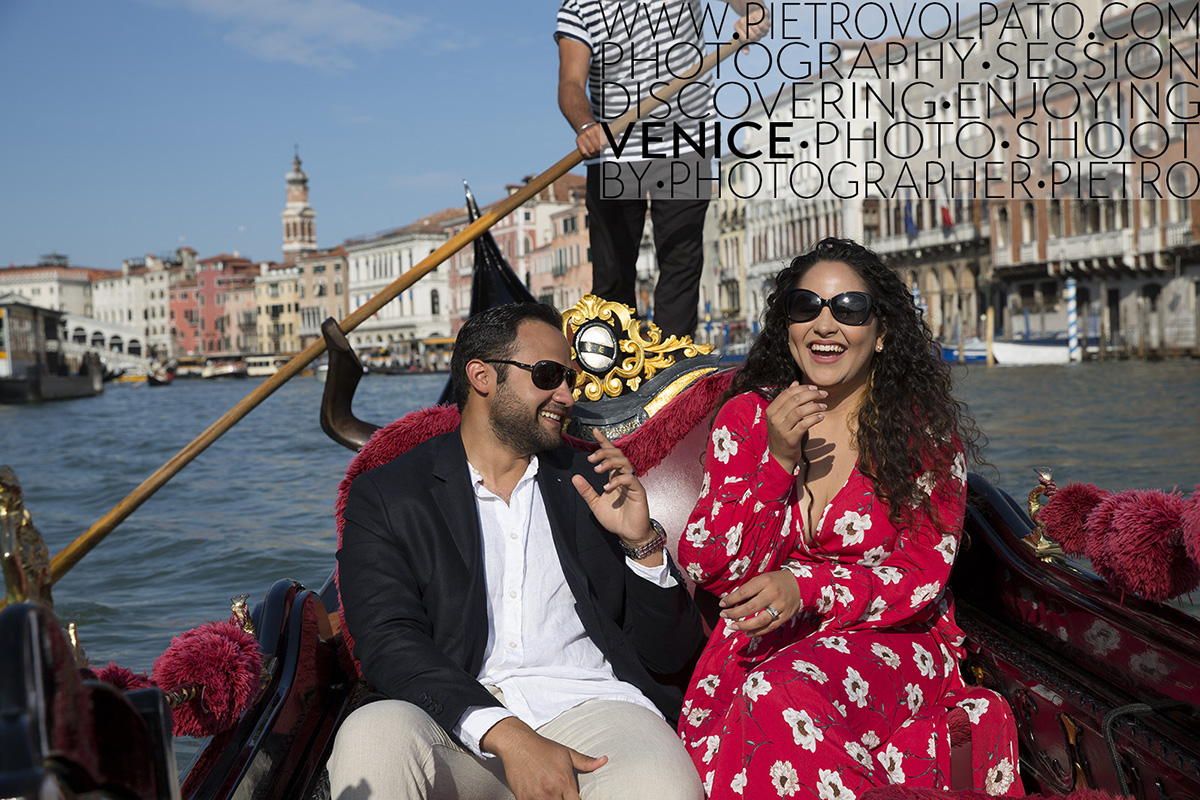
[326,695,703,800]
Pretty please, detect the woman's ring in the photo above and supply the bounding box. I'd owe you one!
[765,605,781,620]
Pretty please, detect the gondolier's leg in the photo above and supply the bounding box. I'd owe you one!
[587,163,646,312]
[327,699,511,800]
[647,185,710,339]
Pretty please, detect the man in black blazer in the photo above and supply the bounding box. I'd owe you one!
[329,303,705,800]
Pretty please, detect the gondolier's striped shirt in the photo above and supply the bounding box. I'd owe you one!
[556,0,716,163]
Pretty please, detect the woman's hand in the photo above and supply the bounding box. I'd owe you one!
[719,570,802,636]
[766,382,827,473]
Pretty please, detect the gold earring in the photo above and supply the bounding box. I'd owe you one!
[875,342,883,352]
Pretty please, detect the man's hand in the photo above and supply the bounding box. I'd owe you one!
[733,1,771,42]
[765,382,827,474]
[482,717,607,800]
[572,429,657,557]
[720,569,801,636]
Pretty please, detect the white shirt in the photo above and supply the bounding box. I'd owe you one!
[453,456,676,756]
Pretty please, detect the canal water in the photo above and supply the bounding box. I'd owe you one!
[1,359,1198,764]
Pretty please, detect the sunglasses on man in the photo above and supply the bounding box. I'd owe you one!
[785,289,877,326]
[484,359,578,390]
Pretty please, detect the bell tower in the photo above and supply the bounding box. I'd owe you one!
[281,148,316,264]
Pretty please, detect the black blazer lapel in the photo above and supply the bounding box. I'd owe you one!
[431,432,483,582]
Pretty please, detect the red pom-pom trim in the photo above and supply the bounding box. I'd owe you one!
[1039,482,1107,556]
[152,619,263,737]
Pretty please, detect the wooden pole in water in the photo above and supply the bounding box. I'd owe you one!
[44,39,746,587]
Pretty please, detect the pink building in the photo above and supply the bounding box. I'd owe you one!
[170,253,256,355]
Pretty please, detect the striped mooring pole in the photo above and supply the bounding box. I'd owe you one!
[1066,277,1080,363]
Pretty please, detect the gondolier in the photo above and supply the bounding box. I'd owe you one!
[555,0,769,339]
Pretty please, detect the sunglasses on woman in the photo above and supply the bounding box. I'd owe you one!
[484,359,578,390]
[785,289,876,326]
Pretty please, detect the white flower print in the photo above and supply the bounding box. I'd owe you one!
[833,584,855,606]
[819,635,851,654]
[1085,619,1121,656]
[951,452,967,484]
[843,667,870,707]
[754,501,765,512]
[859,546,888,567]
[927,734,938,758]
[861,730,881,749]
[701,734,720,764]
[817,768,856,800]
[782,707,825,751]
[704,771,714,796]
[910,582,941,609]
[697,674,720,696]
[729,556,750,579]
[863,597,888,622]
[685,519,709,547]
[699,472,711,498]
[712,501,723,517]
[877,743,907,784]
[905,682,924,711]
[770,760,801,797]
[711,426,737,464]
[742,671,772,701]
[725,522,743,556]
[834,511,872,547]
[815,585,836,614]
[916,471,937,497]
[985,758,1016,795]
[831,565,852,579]
[793,659,829,683]
[936,534,958,564]
[731,769,747,795]
[845,740,873,768]
[782,559,813,578]
[874,565,902,585]
[686,706,710,727]
[913,643,938,679]
[957,696,991,724]
[686,562,706,582]
[832,700,848,717]
[871,643,901,668]
[940,644,956,677]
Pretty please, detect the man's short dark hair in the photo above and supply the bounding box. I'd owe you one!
[449,302,564,410]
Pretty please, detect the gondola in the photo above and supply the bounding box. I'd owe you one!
[4,182,1198,800]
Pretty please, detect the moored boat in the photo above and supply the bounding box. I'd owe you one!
[0,296,103,403]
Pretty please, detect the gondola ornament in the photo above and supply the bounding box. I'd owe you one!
[1,466,53,609]
[1026,466,1065,560]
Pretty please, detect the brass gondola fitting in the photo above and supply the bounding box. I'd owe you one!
[563,295,714,401]
[1,466,54,609]
[232,593,257,639]
[67,622,89,669]
[1026,466,1066,561]
[560,296,721,442]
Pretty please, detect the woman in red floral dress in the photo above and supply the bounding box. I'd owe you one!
[677,239,1022,799]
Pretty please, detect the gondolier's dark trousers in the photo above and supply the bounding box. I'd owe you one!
[586,161,711,339]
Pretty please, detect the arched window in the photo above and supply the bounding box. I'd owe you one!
[996,207,1010,247]
[431,289,440,316]
[1022,203,1036,243]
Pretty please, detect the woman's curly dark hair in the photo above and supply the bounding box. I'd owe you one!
[721,237,983,532]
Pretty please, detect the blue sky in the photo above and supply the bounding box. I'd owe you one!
[0,0,579,269]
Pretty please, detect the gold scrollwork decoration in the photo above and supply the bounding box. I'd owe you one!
[1,466,53,609]
[562,295,714,402]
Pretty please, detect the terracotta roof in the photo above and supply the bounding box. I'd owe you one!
[197,253,255,265]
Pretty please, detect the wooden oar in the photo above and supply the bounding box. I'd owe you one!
[46,38,745,587]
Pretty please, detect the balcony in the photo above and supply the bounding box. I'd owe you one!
[870,223,982,255]
[1019,242,1039,263]
[1166,220,1193,247]
[1138,226,1161,253]
[994,246,1013,267]
[1045,229,1133,263]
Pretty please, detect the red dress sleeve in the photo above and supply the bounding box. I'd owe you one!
[676,392,800,596]
[785,450,968,635]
